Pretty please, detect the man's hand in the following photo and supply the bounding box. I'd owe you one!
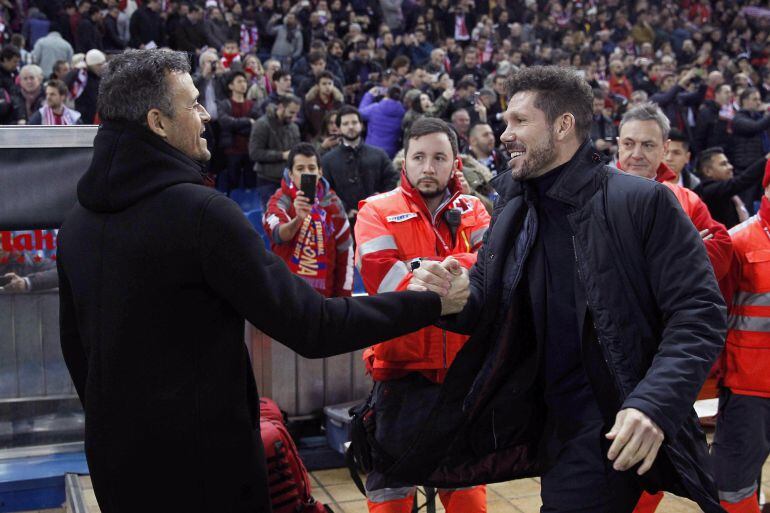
[407,257,470,315]
[606,408,664,475]
[455,169,471,195]
[294,191,312,221]
[0,273,28,293]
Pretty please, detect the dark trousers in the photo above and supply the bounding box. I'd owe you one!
[711,388,770,504]
[224,153,256,193]
[540,420,643,513]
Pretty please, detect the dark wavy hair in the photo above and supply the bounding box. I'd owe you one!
[506,66,593,140]
[98,49,191,124]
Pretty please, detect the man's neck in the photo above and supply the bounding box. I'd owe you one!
[319,91,332,102]
[471,146,491,159]
[425,194,446,215]
[51,105,64,115]
[232,93,245,103]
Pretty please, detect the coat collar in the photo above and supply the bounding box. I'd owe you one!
[491,139,606,209]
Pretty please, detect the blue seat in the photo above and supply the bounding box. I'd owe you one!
[353,267,366,295]
[245,209,271,248]
[229,188,260,213]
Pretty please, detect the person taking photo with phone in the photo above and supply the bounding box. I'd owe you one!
[263,142,354,297]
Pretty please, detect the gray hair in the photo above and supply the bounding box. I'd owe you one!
[98,49,191,124]
[619,102,670,141]
[20,64,44,79]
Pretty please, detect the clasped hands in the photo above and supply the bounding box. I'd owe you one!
[406,256,470,316]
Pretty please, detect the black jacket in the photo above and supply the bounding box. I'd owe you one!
[650,83,707,141]
[376,142,727,513]
[730,109,770,171]
[129,6,164,47]
[321,142,399,213]
[57,120,442,513]
[175,17,207,53]
[102,15,126,52]
[216,97,259,151]
[695,157,768,228]
[76,17,102,53]
[692,100,731,155]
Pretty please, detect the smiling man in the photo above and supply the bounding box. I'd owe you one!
[404,66,728,513]
[56,49,470,513]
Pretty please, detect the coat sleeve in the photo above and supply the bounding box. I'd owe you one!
[378,152,399,192]
[57,259,88,406]
[354,201,412,294]
[621,185,727,441]
[696,158,769,200]
[358,92,377,118]
[733,112,770,136]
[248,120,283,162]
[684,191,733,281]
[649,84,682,108]
[199,194,442,358]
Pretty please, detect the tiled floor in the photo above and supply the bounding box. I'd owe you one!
[312,456,770,513]
[19,457,770,513]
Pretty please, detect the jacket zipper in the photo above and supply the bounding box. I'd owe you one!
[572,235,625,397]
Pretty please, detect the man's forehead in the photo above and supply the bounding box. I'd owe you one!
[619,120,663,141]
[409,133,452,154]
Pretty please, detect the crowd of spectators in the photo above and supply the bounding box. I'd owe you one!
[1,0,770,239]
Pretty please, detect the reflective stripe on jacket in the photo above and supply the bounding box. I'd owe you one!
[354,170,491,382]
[724,213,770,397]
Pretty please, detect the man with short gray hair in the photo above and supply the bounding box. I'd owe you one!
[56,48,468,513]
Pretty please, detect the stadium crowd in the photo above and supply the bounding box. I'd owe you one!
[0,0,769,218]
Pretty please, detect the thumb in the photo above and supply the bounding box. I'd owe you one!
[443,257,462,275]
[605,411,625,439]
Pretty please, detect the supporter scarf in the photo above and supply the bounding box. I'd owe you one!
[41,105,80,125]
[240,24,258,54]
[69,69,88,100]
[221,51,241,69]
[285,179,330,292]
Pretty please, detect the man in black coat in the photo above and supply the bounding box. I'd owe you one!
[401,66,727,512]
[321,105,399,222]
[129,0,164,48]
[56,49,469,513]
[694,147,768,229]
[75,6,103,54]
[692,84,733,155]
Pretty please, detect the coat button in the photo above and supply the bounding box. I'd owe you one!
[489,253,495,260]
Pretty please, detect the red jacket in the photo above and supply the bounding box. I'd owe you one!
[354,169,491,382]
[615,161,734,283]
[264,174,353,298]
[655,163,733,281]
[723,198,770,397]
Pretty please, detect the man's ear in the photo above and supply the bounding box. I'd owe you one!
[146,108,168,138]
[554,113,575,141]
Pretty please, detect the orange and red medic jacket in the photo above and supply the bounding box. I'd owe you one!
[723,196,770,397]
[354,168,491,383]
[614,161,734,284]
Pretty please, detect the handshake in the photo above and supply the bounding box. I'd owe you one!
[407,257,470,316]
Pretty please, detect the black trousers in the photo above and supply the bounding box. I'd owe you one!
[540,420,643,513]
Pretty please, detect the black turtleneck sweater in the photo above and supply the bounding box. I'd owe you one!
[528,162,601,431]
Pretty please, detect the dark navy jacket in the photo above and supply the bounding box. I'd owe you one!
[379,141,727,513]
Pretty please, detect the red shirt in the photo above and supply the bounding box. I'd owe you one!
[225,99,253,155]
